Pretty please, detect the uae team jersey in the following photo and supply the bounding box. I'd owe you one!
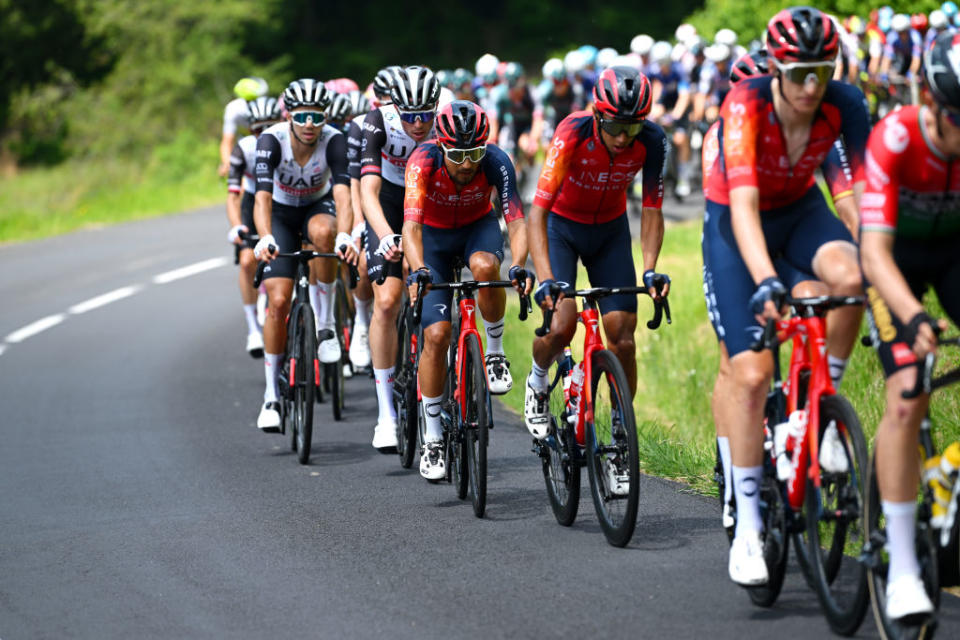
[360,106,433,187]
[861,105,960,239]
[403,142,524,229]
[707,76,869,210]
[254,121,349,208]
[533,110,666,224]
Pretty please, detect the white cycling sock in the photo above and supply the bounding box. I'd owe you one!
[263,352,281,403]
[422,393,444,442]
[485,317,505,355]
[828,355,848,390]
[243,304,260,334]
[733,465,764,539]
[374,367,397,422]
[354,295,371,330]
[529,358,549,393]
[308,284,321,327]
[718,437,733,506]
[883,500,921,582]
[317,280,335,330]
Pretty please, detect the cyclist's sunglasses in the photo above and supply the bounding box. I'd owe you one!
[443,144,486,164]
[598,117,644,137]
[290,111,326,126]
[774,60,835,86]
[398,109,436,124]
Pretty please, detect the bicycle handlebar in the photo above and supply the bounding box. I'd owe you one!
[749,295,865,352]
[253,248,359,289]
[420,280,531,323]
[234,229,260,264]
[534,282,671,337]
[902,336,960,399]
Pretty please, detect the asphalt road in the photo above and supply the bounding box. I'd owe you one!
[1,204,958,638]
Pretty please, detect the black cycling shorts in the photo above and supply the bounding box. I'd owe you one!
[365,181,405,283]
[262,195,336,281]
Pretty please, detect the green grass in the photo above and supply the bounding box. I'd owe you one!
[499,219,960,495]
[0,133,224,244]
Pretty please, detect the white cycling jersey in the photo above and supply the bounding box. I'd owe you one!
[223,97,250,136]
[255,121,349,208]
[227,134,258,195]
[360,105,434,187]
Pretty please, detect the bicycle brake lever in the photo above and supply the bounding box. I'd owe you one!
[253,261,267,289]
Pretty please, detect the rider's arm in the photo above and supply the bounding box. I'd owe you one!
[346,121,366,232]
[730,186,777,283]
[359,110,394,240]
[527,204,553,283]
[486,144,531,280]
[401,146,430,272]
[226,143,245,228]
[253,132,282,238]
[400,220,425,272]
[639,124,668,296]
[860,230,925,323]
[527,117,576,282]
[326,133,354,237]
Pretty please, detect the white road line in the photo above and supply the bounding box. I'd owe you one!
[68,285,143,315]
[152,257,228,284]
[0,344,7,357]
[4,314,67,343]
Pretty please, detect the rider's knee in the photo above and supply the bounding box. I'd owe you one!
[267,290,290,320]
[309,220,335,249]
[730,355,773,395]
[469,253,500,280]
[423,322,452,352]
[373,286,402,316]
[815,243,862,293]
[239,250,257,271]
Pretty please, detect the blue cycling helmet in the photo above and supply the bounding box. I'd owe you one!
[578,45,599,67]
[943,1,958,18]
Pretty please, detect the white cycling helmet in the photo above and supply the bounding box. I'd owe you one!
[564,49,586,74]
[705,43,732,63]
[651,41,673,65]
[715,28,738,47]
[931,9,949,30]
[596,47,619,70]
[542,57,565,80]
[675,23,698,45]
[891,13,911,32]
[630,34,655,56]
[475,53,499,78]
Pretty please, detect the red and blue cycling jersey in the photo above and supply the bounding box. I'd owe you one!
[707,76,869,210]
[533,110,666,224]
[403,142,524,229]
[861,105,960,239]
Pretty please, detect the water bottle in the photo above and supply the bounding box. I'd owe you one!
[566,355,584,426]
[774,410,807,482]
[925,441,960,529]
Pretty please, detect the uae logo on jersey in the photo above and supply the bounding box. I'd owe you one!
[883,119,909,154]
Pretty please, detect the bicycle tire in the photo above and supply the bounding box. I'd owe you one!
[865,452,941,640]
[805,394,870,635]
[395,313,420,469]
[335,275,353,373]
[585,349,639,548]
[746,469,790,607]
[294,305,316,465]
[447,330,468,498]
[541,359,581,526]
[462,333,488,518]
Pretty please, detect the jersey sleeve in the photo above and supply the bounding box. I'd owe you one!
[821,140,854,200]
[360,109,386,177]
[720,84,761,191]
[346,121,362,181]
[325,131,350,187]
[641,124,667,209]
[402,146,433,225]
[484,144,524,223]
[222,98,248,136]
[860,116,904,234]
[834,84,870,185]
[255,133,282,195]
[227,143,245,193]
[533,116,578,211]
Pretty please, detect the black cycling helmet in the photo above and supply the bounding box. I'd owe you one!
[389,66,441,111]
[925,31,960,110]
[435,101,489,148]
[283,78,331,110]
[373,65,401,100]
[592,66,652,120]
[730,50,770,84]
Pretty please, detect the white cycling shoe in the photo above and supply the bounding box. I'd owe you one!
[603,458,630,496]
[885,574,934,622]
[524,378,550,440]
[317,332,341,364]
[485,354,512,395]
[246,332,264,359]
[420,441,446,481]
[372,418,399,452]
[819,420,849,473]
[257,401,281,433]
[349,325,371,369]
[722,502,735,531]
[729,530,769,586]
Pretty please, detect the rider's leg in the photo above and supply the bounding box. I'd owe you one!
[599,310,638,395]
[238,248,261,334]
[263,277,294,401]
[370,277,404,420]
[419,317,452,443]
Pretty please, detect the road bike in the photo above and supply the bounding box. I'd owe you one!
[254,250,357,465]
[393,280,426,470]
[533,280,669,547]
[862,335,960,640]
[319,265,358,421]
[730,294,868,633]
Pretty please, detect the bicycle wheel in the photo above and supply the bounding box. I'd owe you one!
[446,332,468,498]
[462,333,488,518]
[805,394,870,635]
[746,469,790,607]
[585,349,640,548]
[540,359,581,526]
[395,314,420,469]
[335,275,353,373]
[864,452,940,640]
[293,305,316,465]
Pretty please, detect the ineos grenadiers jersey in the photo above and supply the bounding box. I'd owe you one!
[254,121,349,208]
[346,115,365,181]
[223,97,250,136]
[861,105,960,239]
[360,106,433,187]
[403,142,524,229]
[708,76,869,210]
[534,110,666,224]
[227,134,258,195]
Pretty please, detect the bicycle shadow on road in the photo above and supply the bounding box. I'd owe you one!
[270,440,376,467]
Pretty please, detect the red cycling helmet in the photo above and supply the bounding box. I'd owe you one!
[911,13,929,33]
[435,100,489,148]
[730,50,770,84]
[592,66,652,120]
[766,6,839,63]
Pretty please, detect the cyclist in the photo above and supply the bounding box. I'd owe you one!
[325,92,353,132]
[451,68,475,101]
[219,76,269,177]
[859,31,960,621]
[360,65,441,451]
[251,79,358,432]
[702,7,869,586]
[537,58,585,142]
[402,101,532,479]
[226,96,282,358]
[880,14,923,89]
[524,66,670,438]
[649,40,694,197]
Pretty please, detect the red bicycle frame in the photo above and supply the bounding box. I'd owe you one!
[563,305,606,447]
